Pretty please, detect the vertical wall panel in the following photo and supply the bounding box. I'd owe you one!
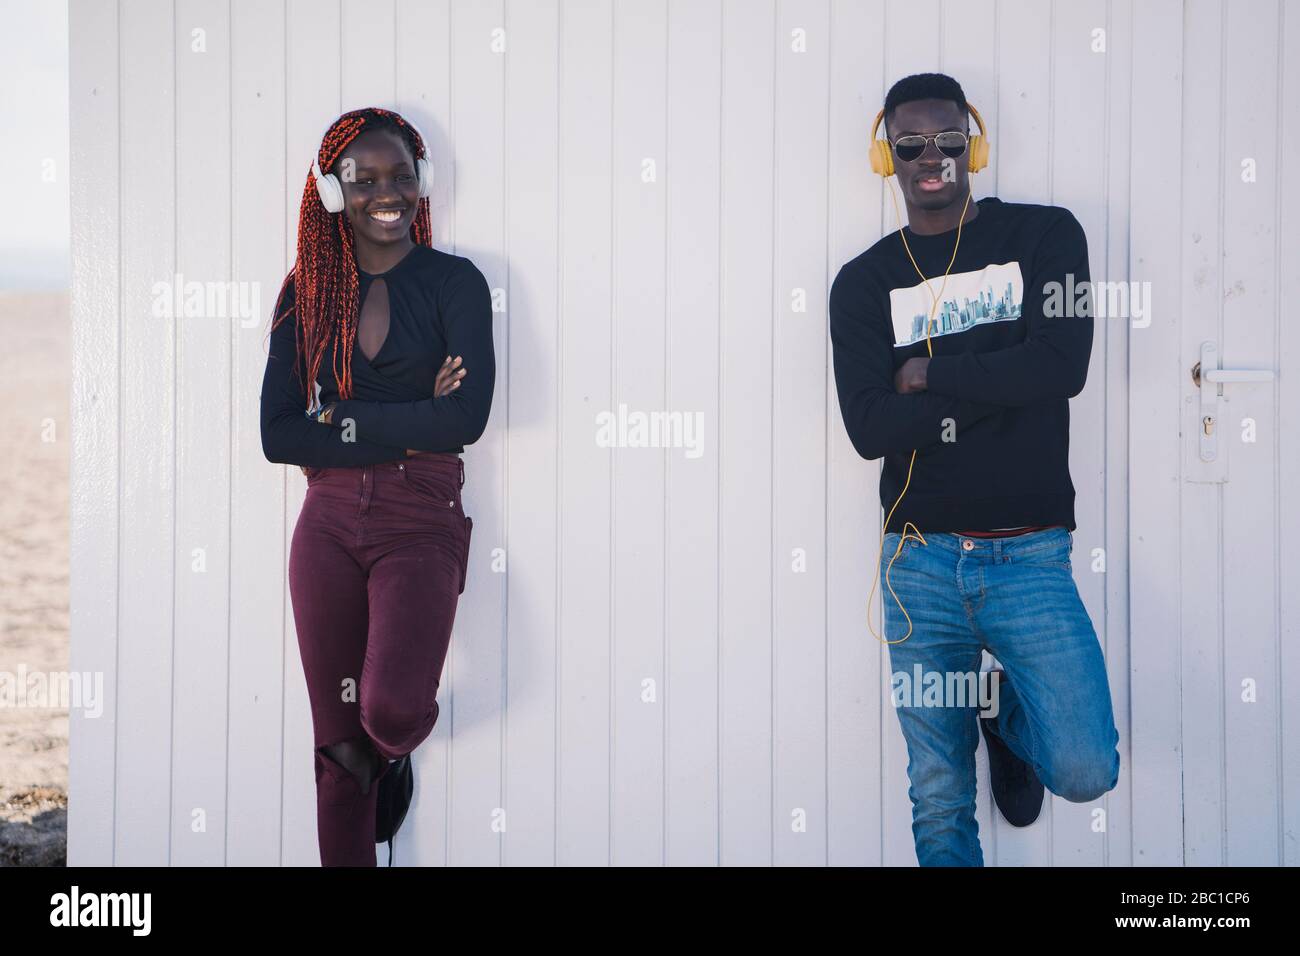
[114,0,176,866]
[610,0,668,865]
[995,0,1051,205]
[718,0,776,865]
[826,0,889,868]
[229,0,289,867]
[1220,0,1281,865]
[66,0,1300,868]
[772,0,830,866]
[172,0,233,867]
[1131,0,1187,866]
[1179,0,1226,865]
[67,0,120,867]
[664,0,723,865]
[1280,0,1300,869]
[503,0,560,865]
[556,0,614,866]
[342,0,395,106]
[825,0,885,867]
[448,0,508,867]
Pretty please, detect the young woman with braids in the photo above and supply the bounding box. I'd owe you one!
[259,107,495,866]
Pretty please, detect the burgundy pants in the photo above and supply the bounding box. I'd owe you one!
[288,451,471,866]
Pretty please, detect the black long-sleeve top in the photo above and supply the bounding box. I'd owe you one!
[260,244,495,467]
[829,197,1093,533]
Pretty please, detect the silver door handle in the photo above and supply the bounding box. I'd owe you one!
[1202,368,1275,384]
[1192,359,1275,387]
[1192,341,1275,465]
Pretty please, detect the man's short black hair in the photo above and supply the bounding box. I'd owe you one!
[883,73,969,137]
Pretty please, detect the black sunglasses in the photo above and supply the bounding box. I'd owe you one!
[891,130,969,163]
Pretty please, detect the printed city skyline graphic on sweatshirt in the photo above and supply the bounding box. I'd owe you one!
[888,261,1024,348]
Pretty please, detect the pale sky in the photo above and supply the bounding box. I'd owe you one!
[0,0,69,289]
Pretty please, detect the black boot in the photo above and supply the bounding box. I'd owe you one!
[375,753,414,866]
[978,670,1044,827]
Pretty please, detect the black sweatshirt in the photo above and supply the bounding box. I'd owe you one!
[260,244,495,468]
[829,197,1093,533]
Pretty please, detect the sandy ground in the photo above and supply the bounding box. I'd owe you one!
[0,291,69,865]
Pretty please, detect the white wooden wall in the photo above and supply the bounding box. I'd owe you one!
[68,0,1298,866]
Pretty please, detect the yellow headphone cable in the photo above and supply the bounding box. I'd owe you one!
[866,180,975,646]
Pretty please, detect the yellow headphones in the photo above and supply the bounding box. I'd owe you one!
[868,101,989,178]
[865,100,990,646]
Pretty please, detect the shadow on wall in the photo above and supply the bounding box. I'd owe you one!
[424,244,552,741]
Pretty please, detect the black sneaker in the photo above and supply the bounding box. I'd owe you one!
[978,670,1044,827]
[375,753,414,866]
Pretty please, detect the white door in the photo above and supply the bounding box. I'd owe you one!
[1130,0,1297,866]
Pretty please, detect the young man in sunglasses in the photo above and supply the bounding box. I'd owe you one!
[828,72,1120,866]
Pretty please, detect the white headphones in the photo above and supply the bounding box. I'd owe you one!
[311,115,433,214]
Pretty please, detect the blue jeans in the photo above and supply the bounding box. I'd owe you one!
[880,526,1120,866]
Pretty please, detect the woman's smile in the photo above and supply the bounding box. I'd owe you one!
[368,206,407,226]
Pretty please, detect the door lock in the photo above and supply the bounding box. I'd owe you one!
[1191,341,1275,464]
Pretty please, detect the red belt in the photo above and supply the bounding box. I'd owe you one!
[954,524,1064,538]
